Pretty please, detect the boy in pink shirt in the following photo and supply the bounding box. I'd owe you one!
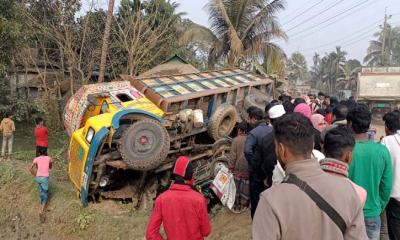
[29,148,52,222]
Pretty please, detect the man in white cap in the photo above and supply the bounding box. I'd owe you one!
[260,104,286,186]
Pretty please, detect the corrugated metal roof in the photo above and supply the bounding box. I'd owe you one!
[138,55,200,78]
[134,68,266,99]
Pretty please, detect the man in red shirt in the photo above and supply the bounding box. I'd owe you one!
[146,156,211,240]
[35,117,48,157]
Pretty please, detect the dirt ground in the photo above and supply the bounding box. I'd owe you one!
[0,158,252,240]
[371,120,386,140]
[0,121,386,240]
[0,126,253,240]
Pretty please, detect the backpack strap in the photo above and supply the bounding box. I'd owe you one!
[283,174,347,234]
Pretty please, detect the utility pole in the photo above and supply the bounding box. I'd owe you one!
[381,9,387,66]
[381,8,392,66]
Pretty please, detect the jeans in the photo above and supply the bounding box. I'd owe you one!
[35,177,49,205]
[1,134,13,157]
[387,198,400,240]
[365,217,381,240]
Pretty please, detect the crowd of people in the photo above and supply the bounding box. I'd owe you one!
[146,92,400,240]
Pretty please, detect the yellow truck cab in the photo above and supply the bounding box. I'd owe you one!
[64,81,166,205]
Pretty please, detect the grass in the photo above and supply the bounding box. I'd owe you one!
[0,126,152,239]
[0,124,251,240]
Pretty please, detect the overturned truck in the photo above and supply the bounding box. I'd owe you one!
[64,68,273,206]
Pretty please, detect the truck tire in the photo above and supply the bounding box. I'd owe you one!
[208,104,238,140]
[211,156,229,178]
[119,119,170,170]
[244,94,269,111]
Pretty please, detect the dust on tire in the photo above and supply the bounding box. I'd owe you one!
[119,119,170,171]
[208,104,238,141]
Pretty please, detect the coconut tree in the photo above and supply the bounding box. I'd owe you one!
[336,59,361,91]
[318,47,347,94]
[310,53,323,88]
[180,0,287,69]
[364,24,400,66]
[286,52,307,84]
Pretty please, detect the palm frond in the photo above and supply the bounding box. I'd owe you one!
[241,0,286,41]
[207,0,243,55]
[179,24,219,46]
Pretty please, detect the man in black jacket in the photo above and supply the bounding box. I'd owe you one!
[244,107,272,219]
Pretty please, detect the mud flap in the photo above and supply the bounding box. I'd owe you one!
[80,127,109,207]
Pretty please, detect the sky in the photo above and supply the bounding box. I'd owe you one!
[177,0,400,65]
[86,0,400,65]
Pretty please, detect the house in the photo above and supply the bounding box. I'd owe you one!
[139,54,200,77]
[9,66,72,98]
[8,48,73,98]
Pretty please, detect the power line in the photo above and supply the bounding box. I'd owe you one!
[284,0,346,32]
[299,18,383,52]
[288,0,379,40]
[304,20,400,57]
[301,17,400,55]
[303,30,374,57]
[282,0,325,26]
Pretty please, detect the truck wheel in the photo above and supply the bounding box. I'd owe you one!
[119,119,170,170]
[244,94,269,111]
[208,104,237,140]
[212,138,232,159]
[211,156,229,178]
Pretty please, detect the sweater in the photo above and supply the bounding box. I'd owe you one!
[349,141,393,217]
[0,118,15,136]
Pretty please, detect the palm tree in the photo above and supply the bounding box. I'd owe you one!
[286,52,307,84]
[336,59,361,91]
[310,53,323,88]
[318,47,347,94]
[364,24,400,66]
[180,0,287,69]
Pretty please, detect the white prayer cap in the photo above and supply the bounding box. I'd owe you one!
[268,104,286,119]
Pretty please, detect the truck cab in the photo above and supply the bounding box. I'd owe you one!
[65,81,166,205]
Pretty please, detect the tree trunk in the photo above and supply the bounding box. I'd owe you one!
[98,0,115,83]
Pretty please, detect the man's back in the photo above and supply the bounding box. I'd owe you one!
[146,184,211,240]
[229,135,248,173]
[0,118,15,136]
[244,122,272,174]
[349,141,393,217]
[253,159,367,240]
